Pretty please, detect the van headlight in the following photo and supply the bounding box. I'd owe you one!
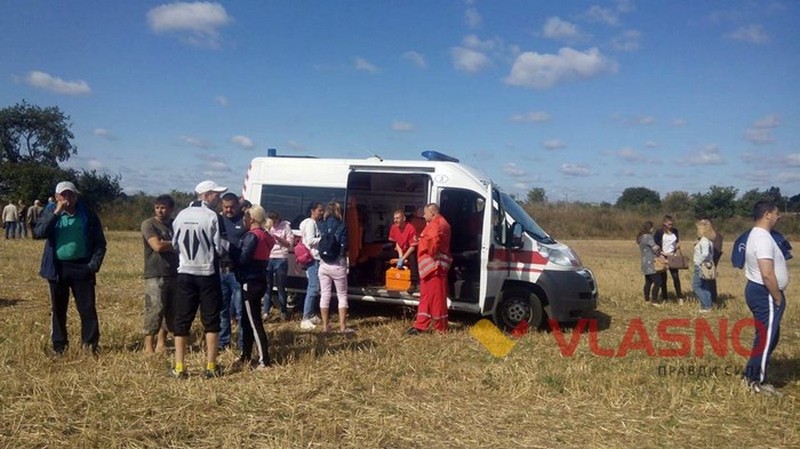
[540,245,581,267]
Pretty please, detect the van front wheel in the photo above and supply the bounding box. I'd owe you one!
[494,288,545,331]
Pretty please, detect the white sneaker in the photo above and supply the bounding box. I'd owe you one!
[300,319,316,330]
[310,315,322,325]
[752,382,784,397]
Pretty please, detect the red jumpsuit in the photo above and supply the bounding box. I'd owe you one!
[413,214,452,333]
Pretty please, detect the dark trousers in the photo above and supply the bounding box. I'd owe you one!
[48,261,99,352]
[174,274,222,336]
[659,268,683,299]
[743,281,784,384]
[241,279,270,366]
[643,273,663,302]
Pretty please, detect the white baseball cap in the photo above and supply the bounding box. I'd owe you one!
[195,180,228,195]
[55,181,79,195]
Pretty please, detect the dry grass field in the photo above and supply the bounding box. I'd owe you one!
[0,232,798,448]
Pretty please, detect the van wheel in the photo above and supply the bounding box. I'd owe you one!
[494,288,545,331]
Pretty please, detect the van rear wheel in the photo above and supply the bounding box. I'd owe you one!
[494,288,545,332]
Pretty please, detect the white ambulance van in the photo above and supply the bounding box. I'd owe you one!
[242,150,597,329]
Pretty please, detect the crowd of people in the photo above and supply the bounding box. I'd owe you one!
[636,202,790,396]
[25,179,453,380]
[3,198,44,239]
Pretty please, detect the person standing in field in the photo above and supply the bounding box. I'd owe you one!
[299,202,324,330]
[262,210,294,321]
[704,218,723,303]
[16,200,28,238]
[406,203,452,335]
[26,200,44,236]
[636,221,664,305]
[653,214,684,302]
[691,220,716,313]
[317,201,352,333]
[742,200,789,396]
[235,205,274,369]
[140,194,178,354]
[170,180,228,379]
[218,192,245,351]
[34,181,106,354]
[3,200,18,239]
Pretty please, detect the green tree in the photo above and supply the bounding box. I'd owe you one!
[661,191,693,216]
[74,169,124,211]
[615,187,661,210]
[526,187,547,204]
[0,101,77,166]
[692,185,738,219]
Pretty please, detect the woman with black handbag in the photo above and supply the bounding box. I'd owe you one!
[654,215,685,303]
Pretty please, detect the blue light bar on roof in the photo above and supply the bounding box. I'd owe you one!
[421,150,459,163]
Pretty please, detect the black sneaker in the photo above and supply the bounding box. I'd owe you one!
[202,366,223,379]
[170,368,188,380]
[405,327,422,336]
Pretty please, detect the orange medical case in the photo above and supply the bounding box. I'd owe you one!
[385,266,411,291]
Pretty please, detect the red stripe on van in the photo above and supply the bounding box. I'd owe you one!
[492,248,548,265]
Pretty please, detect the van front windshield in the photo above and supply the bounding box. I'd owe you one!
[500,192,555,244]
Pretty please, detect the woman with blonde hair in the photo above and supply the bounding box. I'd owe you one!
[692,219,717,312]
[235,205,275,369]
[317,201,353,333]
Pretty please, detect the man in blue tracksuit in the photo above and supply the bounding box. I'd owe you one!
[742,200,789,396]
[34,181,107,354]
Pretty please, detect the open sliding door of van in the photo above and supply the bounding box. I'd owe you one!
[344,168,432,294]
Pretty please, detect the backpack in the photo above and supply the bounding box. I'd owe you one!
[731,229,793,269]
[318,220,342,263]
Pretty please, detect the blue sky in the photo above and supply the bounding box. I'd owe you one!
[1,0,798,203]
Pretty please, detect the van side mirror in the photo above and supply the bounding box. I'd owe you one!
[509,222,524,249]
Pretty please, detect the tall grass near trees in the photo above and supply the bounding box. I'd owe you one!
[0,233,797,447]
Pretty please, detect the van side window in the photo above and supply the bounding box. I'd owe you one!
[439,188,485,254]
[259,185,345,228]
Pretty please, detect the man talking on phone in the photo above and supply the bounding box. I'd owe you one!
[34,181,107,355]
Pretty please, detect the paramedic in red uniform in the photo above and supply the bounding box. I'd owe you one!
[406,203,452,335]
[388,209,419,292]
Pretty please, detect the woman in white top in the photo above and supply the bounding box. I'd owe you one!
[299,202,324,330]
[653,215,684,302]
[692,220,716,312]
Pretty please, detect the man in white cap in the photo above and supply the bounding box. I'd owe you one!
[34,181,107,354]
[170,180,228,379]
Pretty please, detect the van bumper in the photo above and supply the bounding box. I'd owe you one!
[539,268,598,321]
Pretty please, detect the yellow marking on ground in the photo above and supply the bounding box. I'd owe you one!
[469,319,516,357]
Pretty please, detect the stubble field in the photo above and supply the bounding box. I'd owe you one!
[0,232,797,448]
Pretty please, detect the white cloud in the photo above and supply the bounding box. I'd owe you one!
[215,95,228,106]
[637,115,655,125]
[24,71,91,95]
[505,47,618,89]
[391,121,415,132]
[465,7,482,28]
[585,0,634,26]
[198,152,231,172]
[402,50,427,68]
[87,159,104,170]
[93,128,116,140]
[744,114,780,145]
[672,118,688,126]
[560,163,592,176]
[513,181,529,190]
[616,147,644,162]
[181,136,212,149]
[354,56,379,73]
[785,153,800,166]
[725,24,769,44]
[777,171,800,183]
[611,29,641,51]
[287,140,307,152]
[543,139,566,150]
[230,135,254,150]
[147,2,233,49]
[504,162,526,177]
[511,111,551,123]
[644,140,658,148]
[450,34,514,74]
[542,17,581,41]
[682,144,724,166]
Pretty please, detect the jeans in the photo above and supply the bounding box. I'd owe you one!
[219,271,242,348]
[263,258,289,315]
[17,221,27,238]
[692,266,713,310]
[4,221,16,239]
[302,259,320,320]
